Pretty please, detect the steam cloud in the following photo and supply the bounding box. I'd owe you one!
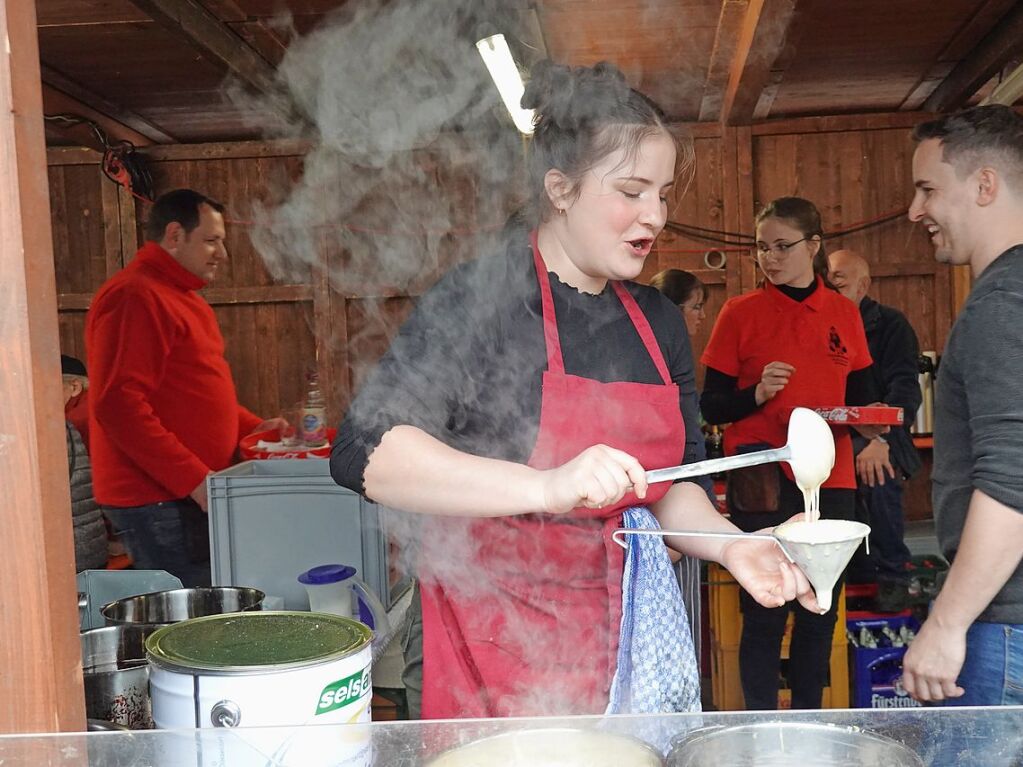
[230,0,670,717]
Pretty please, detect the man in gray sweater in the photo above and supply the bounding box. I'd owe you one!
[902,105,1023,706]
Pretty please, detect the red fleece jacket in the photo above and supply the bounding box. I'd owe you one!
[86,242,262,506]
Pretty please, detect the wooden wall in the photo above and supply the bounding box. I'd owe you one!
[49,112,955,519]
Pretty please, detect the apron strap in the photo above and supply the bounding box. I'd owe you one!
[612,281,673,385]
[530,231,672,385]
[531,231,566,375]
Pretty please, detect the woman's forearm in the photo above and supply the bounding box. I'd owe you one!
[363,425,546,517]
[650,481,741,562]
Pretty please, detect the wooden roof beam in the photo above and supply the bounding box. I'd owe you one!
[128,0,280,96]
[42,83,156,151]
[924,2,1023,112]
[699,0,750,122]
[720,0,799,127]
[41,65,176,144]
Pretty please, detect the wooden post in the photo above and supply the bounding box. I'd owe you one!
[0,0,87,732]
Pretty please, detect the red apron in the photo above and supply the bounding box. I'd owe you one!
[419,235,686,718]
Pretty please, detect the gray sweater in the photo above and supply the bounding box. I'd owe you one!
[933,244,1023,623]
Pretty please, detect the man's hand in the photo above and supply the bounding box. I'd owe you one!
[902,617,967,702]
[856,438,896,487]
[249,417,289,436]
[189,475,211,513]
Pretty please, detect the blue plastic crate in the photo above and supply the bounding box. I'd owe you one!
[848,614,922,709]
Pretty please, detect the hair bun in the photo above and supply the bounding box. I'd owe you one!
[522,60,632,131]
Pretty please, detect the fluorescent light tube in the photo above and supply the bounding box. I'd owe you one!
[476,34,535,135]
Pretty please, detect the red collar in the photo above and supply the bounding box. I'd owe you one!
[134,242,206,291]
[763,275,826,312]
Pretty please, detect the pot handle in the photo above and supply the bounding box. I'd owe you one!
[210,700,242,728]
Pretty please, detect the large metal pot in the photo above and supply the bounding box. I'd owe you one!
[667,722,923,766]
[426,728,665,766]
[100,587,264,626]
[81,624,163,729]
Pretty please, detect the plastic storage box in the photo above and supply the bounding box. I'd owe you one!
[207,459,400,611]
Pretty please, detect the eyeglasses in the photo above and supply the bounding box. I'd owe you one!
[755,237,808,258]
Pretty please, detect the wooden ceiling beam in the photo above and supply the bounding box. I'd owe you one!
[128,0,279,94]
[923,2,1023,113]
[40,65,176,144]
[699,0,750,122]
[41,83,156,151]
[720,0,800,127]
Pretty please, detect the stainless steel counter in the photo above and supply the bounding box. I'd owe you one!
[4,706,1022,765]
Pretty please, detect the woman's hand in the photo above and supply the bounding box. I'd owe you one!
[755,361,795,405]
[538,444,647,515]
[720,535,821,612]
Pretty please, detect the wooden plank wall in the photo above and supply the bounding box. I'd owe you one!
[48,112,952,501]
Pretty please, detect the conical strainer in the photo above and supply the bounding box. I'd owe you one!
[612,519,870,612]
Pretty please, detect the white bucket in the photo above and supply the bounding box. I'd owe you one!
[147,611,373,766]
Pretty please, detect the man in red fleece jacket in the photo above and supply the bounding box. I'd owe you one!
[87,189,282,586]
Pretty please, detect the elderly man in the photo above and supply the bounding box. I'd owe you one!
[901,105,1023,707]
[86,189,282,586]
[828,249,922,603]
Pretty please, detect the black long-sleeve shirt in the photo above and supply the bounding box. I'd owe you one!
[330,226,704,497]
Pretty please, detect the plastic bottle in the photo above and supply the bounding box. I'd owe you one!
[300,371,328,447]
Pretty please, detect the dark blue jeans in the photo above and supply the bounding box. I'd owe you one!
[858,476,912,580]
[103,499,211,587]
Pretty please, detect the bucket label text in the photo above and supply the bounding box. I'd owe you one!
[315,667,371,716]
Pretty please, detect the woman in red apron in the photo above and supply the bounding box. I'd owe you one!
[331,61,817,719]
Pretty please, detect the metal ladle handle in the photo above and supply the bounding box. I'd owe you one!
[645,445,792,485]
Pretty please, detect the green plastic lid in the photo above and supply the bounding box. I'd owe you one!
[145,611,372,675]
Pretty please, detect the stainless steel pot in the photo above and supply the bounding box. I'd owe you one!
[81,624,163,729]
[667,722,923,766]
[426,728,664,766]
[100,587,265,626]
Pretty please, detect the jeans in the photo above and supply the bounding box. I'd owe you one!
[951,620,1023,707]
[850,474,912,582]
[103,499,211,587]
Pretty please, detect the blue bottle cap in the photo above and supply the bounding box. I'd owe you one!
[298,564,357,585]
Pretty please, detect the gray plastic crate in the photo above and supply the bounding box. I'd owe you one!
[208,459,395,611]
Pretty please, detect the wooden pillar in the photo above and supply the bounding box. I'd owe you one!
[0,0,87,732]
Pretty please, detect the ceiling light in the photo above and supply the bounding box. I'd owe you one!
[475,34,535,135]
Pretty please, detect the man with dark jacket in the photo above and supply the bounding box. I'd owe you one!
[829,250,922,594]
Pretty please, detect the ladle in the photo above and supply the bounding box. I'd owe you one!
[612,520,870,612]
[644,407,835,487]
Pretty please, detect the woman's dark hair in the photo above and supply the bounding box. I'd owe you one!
[520,60,694,223]
[144,188,225,242]
[649,269,703,306]
[754,196,836,289]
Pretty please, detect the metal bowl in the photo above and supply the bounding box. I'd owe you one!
[100,587,265,626]
[426,727,664,767]
[667,722,923,766]
[81,624,163,729]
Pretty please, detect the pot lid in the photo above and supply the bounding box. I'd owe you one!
[146,611,372,675]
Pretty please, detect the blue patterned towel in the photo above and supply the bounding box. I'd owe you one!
[605,507,702,715]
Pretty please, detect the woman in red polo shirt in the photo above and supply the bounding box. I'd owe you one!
[701,196,881,710]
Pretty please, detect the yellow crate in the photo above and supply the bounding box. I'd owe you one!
[707,562,849,710]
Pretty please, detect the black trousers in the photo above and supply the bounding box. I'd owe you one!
[729,473,855,710]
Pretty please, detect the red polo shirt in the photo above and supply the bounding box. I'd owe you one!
[701,277,871,489]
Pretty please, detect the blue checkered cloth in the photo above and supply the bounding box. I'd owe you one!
[605,506,702,715]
